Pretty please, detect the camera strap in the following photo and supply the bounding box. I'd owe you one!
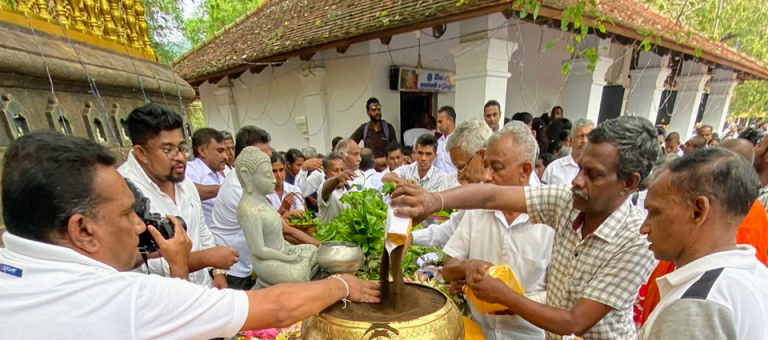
[140,249,150,275]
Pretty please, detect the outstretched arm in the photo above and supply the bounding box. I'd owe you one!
[391,182,528,224]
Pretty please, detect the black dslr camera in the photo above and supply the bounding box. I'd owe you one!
[124,178,187,253]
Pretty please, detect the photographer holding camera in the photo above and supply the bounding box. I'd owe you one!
[0,131,380,339]
[118,104,238,288]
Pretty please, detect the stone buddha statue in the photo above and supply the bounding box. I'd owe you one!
[236,146,318,288]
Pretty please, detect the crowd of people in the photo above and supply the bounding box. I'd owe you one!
[0,96,767,340]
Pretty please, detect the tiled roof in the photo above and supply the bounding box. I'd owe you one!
[173,0,768,83]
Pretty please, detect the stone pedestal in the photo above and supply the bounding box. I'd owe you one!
[667,61,711,140]
[626,52,671,123]
[300,68,331,154]
[700,69,738,133]
[450,38,517,124]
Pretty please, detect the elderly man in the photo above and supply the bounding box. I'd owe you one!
[335,138,366,189]
[682,135,706,155]
[392,116,659,339]
[408,119,493,247]
[118,104,237,289]
[435,106,458,174]
[0,131,380,339]
[186,128,228,227]
[541,119,594,185]
[383,134,447,193]
[319,153,354,224]
[639,148,768,339]
[443,121,554,340]
[484,100,502,132]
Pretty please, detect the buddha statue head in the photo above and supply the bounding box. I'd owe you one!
[236,146,275,196]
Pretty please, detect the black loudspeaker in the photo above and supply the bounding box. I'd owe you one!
[389,67,400,91]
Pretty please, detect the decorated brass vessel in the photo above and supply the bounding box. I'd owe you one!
[302,283,464,340]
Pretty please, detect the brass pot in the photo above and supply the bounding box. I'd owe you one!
[302,283,464,340]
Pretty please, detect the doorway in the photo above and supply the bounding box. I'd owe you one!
[399,92,435,143]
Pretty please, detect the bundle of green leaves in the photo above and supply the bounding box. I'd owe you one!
[314,188,440,280]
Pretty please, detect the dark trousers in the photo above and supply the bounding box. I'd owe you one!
[226,274,256,290]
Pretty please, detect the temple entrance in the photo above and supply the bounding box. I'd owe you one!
[399,92,435,143]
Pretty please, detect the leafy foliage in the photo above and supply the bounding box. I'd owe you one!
[643,0,768,119]
[313,189,437,280]
[182,0,264,46]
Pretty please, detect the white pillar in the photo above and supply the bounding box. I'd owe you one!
[625,52,671,123]
[300,68,331,154]
[667,61,711,141]
[450,38,517,125]
[213,80,240,131]
[561,36,613,122]
[700,69,738,133]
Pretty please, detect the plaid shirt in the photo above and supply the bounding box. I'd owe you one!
[393,162,447,192]
[757,185,768,214]
[525,185,655,340]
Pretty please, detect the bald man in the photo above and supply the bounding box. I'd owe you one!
[719,138,755,164]
[682,136,706,155]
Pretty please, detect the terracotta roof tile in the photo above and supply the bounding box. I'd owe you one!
[173,0,768,82]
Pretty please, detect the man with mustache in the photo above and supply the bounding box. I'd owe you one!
[391,116,658,339]
[350,97,397,172]
[119,104,238,289]
[639,148,768,339]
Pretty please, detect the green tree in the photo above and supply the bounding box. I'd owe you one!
[182,0,264,46]
[646,0,768,119]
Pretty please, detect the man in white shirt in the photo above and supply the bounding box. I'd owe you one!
[403,114,436,147]
[443,122,554,340]
[0,130,380,339]
[212,126,317,290]
[484,100,502,132]
[409,119,493,247]
[541,118,594,185]
[360,148,385,192]
[118,104,238,289]
[435,106,458,174]
[186,128,228,226]
[664,132,684,156]
[384,142,404,174]
[383,134,447,192]
[319,153,353,224]
[640,148,768,339]
[221,130,236,176]
[266,152,305,215]
[335,138,366,189]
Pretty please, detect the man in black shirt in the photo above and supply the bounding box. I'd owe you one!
[350,97,397,171]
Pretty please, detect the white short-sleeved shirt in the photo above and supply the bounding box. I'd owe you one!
[318,182,348,225]
[403,128,434,147]
[444,210,554,340]
[185,157,226,227]
[210,171,252,278]
[540,154,579,186]
[266,182,305,212]
[119,152,217,287]
[642,246,768,340]
[434,134,458,174]
[393,162,447,193]
[295,169,325,197]
[0,232,249,340]
[411,210,466,248]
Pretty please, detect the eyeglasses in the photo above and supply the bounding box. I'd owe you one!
[159,145,191,159]
[455,153,477,174]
